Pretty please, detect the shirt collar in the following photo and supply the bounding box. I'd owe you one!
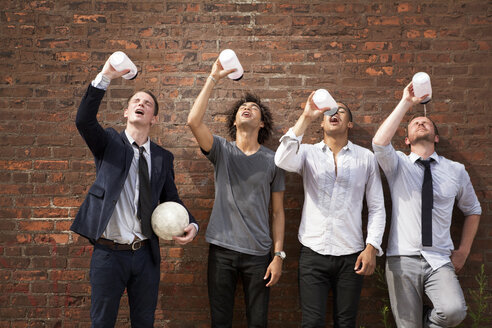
[125,130,151,154]
[316,140,353,153]
[409,151,439,164]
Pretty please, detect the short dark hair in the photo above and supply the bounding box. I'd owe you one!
[226,93,273,144]
[337,102,353,122]
[127,90,159,116]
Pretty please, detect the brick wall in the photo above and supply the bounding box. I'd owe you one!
[1,1,491,327]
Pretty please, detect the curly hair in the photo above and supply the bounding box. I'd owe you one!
[226,93,273,144]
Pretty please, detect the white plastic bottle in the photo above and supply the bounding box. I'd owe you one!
[219,49,244,81]
[412,72,432,104]
[109,51,138,80]
[313,89,338,116]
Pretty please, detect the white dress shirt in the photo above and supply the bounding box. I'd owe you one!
[275,128,386,256]
[372,142,482,270]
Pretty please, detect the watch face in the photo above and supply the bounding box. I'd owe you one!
[276,251,286,259]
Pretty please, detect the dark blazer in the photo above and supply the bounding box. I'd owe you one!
[71,84,197,263]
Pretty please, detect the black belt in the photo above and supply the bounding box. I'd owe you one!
[96,238,149,251]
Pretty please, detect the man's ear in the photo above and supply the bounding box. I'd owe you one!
[405,136,411,146]
[151,115,159,126]
[347,121,354,129]
[123,107,129,118]
[434,134,439,144]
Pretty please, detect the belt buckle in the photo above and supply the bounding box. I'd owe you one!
[131,240,142,251]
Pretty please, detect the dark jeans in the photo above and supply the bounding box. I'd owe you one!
[208,244,271,328]
[90,243,160,328]
[299,245,363,328]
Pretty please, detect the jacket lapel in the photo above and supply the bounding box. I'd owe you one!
[150,142,163,206]
[120,131,134,175]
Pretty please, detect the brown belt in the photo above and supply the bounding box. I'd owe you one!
[96,238,149,251]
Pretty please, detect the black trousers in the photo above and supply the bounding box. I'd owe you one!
[89,243,160,328]
[207,244,271,328]
[299,246,363,328]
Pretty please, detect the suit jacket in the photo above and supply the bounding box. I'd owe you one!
[71,84,197,263]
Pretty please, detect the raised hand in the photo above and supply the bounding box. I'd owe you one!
[100,57,131,80]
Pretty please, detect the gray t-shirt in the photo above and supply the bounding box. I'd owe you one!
[203,135,285,256]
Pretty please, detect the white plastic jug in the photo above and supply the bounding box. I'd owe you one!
[219,49,244,81]
[313,89,338,116]
[109,51,138,80]
[412,72,432,104]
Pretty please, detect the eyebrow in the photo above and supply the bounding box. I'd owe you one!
[132,97,153,105]
[240,104,260,109]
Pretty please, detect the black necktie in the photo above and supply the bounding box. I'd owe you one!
[136,144,152,238]
[418,158,434,247]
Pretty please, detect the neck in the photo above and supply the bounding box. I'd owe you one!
[126,124,150,146]
[410,142,435,159]
[323,133,349,155]
[235,129,261,155]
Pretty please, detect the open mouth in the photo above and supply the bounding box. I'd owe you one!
[241,111,251,118]
[329,116,339,124]
[135,109,144,116]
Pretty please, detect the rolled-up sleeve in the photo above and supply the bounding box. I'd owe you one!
[372,141,400,181]
[274,128,305,174]
[457,166,482,216]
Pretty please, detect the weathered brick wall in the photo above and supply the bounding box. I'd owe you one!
[1,1,491,327]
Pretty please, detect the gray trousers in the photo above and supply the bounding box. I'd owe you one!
[385,256,467,328]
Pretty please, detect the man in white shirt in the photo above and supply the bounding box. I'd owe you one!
[372,82,482,328]
[275,92,386,327]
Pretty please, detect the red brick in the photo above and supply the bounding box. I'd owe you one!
[1,1,491,326]
[18,220,54,231]
[73,14,106,24]
[55,51,90,62]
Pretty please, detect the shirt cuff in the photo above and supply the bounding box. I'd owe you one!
[279,128,303,154]
[191,223,199,237]
[91,72,111,90]
[371,140,393,154]
[366,239,384,257]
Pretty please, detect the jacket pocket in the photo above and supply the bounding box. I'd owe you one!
[88,184,105,198]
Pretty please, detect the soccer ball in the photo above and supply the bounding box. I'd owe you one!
[151,202,188,240]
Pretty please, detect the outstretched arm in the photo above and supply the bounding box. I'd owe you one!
[75,57,130,157]
[187,59,235,152]
[373,82,427,146]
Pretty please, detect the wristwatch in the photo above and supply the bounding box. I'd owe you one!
[274,251,286,260]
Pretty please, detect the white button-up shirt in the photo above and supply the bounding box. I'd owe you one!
[275,128,386,256]
[372,142,482,270]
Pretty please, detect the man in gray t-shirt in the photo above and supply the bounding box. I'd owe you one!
[204,135,284,256]
[187,57,286,327]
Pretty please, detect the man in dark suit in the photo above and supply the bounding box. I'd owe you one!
[72,56,198,328]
